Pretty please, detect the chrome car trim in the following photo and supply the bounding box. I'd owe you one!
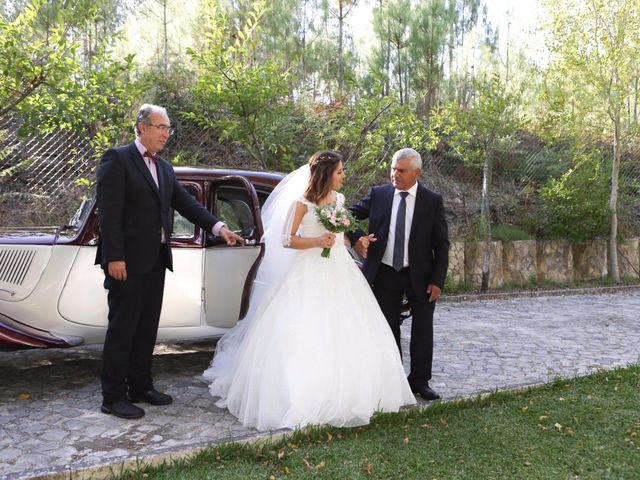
[50,331,85,347]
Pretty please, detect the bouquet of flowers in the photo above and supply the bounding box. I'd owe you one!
[315,203,359,258]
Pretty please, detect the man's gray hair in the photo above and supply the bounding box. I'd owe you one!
[392,148,422,169]
[134,104,169,136]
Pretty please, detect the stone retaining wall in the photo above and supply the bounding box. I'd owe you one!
[447,237,639,289]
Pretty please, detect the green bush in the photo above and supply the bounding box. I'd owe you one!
[491,224,532,241]
[539,153,610,242]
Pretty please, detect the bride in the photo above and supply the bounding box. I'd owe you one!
[203,151,415,431]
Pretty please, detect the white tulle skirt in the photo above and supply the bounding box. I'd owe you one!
[203,242,415,431]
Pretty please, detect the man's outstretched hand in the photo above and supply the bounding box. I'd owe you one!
[355,234,377,259]
[220,227,244,246]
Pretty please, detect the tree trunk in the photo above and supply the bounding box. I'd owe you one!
[384,1,391,97]
[480,146,492,292]
[608,115,621,282]
[337,0,344,91]
[302,0,308,92]
[397,45,403,104]
[634,74,639,124]
[163,0,168,74]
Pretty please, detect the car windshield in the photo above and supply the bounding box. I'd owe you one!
[66,197,94,229]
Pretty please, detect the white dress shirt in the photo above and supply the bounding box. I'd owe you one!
[381,182,418,269]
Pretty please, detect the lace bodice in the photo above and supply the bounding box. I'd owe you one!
[282,192,346,246]
[298,192,345,238]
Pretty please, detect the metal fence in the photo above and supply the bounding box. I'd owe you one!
[2,117,640,240]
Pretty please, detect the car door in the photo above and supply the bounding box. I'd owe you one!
[203,175,264,328]
[60,182,207,330]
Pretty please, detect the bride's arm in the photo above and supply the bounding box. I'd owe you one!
[285,201,335,250]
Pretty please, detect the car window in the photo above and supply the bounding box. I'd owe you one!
[213,185,255,237]
[171,184,198,239]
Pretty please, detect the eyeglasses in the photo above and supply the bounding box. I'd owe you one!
[147,123,174,135]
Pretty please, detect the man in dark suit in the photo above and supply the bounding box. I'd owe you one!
[349,148,449,400]
[95,104,243,419]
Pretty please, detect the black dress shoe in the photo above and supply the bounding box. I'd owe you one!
[412,384,440,401]
[128,389,173,406]
[101,400,145,419]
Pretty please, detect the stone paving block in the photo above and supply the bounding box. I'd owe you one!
[0,448,21,463]
[38,428,70,442]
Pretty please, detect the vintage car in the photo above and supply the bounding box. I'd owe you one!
[0,167,283,348]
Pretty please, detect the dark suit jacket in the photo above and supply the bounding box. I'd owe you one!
[95,142,219,274]
[349,182,449,301]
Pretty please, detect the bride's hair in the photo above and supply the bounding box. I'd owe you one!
[304,150,342,204]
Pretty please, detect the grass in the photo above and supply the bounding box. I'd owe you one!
[113,366,640,479]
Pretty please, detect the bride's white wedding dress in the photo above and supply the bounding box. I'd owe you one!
[203,167,415,431]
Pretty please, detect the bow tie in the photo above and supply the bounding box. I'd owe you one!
[143,151,159,163]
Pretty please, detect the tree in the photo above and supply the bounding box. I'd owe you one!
[384,0,411,104]
[434,74,521,291]
[0,0,137,136]
[543,0,640,282]
[187,0,298,170]
[141,0,172,74]
[326,0,357,92]
[410,0,448,116]
[444,0,479,104]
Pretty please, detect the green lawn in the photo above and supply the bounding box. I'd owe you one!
[117,366,640,479]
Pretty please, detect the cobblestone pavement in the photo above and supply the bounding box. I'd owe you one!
[1,290,639,479]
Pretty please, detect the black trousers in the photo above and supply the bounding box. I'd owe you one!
[101,252,166,403]
[372,263,436,387]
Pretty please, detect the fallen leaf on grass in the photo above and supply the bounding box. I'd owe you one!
[554,423,562,431]
[362,464,373,474]
[315,461,326,470]
[16,393,31,400]
[524,460,532,467]
[439,417,448,427]
[403,437,410,444]
[539,415,549,421]
[277,449,285,459]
